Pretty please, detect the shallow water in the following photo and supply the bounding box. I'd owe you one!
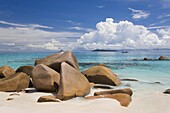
[0,50,170,89]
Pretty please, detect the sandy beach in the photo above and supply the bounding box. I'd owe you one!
[0,81,170,113]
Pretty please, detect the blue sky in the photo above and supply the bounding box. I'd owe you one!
[0,0,170,51]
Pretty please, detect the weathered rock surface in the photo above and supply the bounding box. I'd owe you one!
[94,88,133,96]
[16,66,33,76]
[56,62,90,100]
[16,66,34,87]
[0,65,15,78]
[82,66,121,86]
[85,93,132,107]
[37,95,60,102]
[35,51,79,72]
[164,89,170,94]
[32,64,60,92]
[0,72,30,92]
[158,56,168,60]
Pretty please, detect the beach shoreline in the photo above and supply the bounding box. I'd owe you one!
[0,84,170,113]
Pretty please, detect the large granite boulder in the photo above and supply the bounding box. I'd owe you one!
[158,56,168,60]
[82,66,121,86]
[37,95,60,102]
[0,65,15,78]
[16,66,33,77]
[94,88,133,96]
[34,51,79,72]
[16,66,34,87]
[0,72,30,92]
[32,64,60,92]
[85,93,132,107]
[56,62,90,100]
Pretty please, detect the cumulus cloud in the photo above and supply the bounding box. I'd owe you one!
[128,8,150,19]
[27,39,76,51]
[1,18,170,51]
[78,18,168,50]
[0,20,53,29]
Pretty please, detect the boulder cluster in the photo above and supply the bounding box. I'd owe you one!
[143,56,169,61]
[0,51,132,107]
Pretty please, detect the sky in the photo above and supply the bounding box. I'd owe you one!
[0,0,170,51]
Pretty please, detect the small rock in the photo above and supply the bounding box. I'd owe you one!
[158,56,168,60]
[144,58,153,60]
[85,93,132,107]
[7,98,14,101]
[164,89,170,94]
[9,93,20,96]
[37,95,60,102]
[94,88,133,96]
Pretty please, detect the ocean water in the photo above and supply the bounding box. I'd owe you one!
[0,50,170,92]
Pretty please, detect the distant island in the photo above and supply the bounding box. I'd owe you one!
[92,49,120,52]
[92,49,130,53]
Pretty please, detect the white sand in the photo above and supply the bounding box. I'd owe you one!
[0,83,170,113]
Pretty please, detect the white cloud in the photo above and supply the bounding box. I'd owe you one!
[1,18,170,51]
[157,28,170,40]
[148,26,170,29]
[97,5,104,8]
[157,14,170,18]
[66,20,81,26]
[128,8,150,19]
[0,20,53,29]
[78,18,168,50]
[0,25,82,51]
[1,42,15,46]
[68,26,94,32]
[27,39,77,51]
[0,27,81,44]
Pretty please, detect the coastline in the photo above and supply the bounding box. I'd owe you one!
[0,82,170,113]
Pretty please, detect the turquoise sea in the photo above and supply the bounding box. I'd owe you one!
[0,50,170,92]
